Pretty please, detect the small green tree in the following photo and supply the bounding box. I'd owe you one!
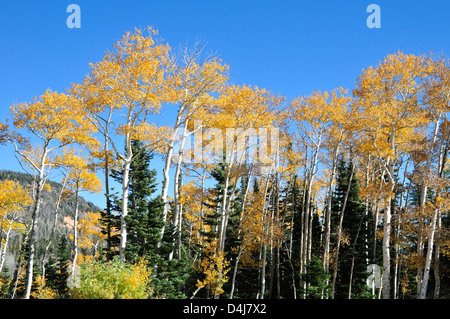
[300,255,331,299]
[45,235,70,298]
[331,157,373,298]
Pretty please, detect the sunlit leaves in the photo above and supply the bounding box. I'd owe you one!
[71,257,152,299]
[0,180,32,216]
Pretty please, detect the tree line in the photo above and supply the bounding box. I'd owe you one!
[0,27,449,299]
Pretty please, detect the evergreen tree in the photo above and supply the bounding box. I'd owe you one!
[107,139,190,298]
[45,235,70,298]
[331,157,372,298]
[108,139,162,262]
[300,255,331,299]
[277,174,305,298]
[99,206,121,261]
[202,160,233,242]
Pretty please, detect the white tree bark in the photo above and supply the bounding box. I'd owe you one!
[24,150,47,299]
[70,186,80,277]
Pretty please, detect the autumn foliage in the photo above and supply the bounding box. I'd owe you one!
[0,28,449,300]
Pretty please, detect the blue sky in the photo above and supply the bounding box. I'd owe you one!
[1,0,450,208]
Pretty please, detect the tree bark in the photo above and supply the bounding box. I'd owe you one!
[70,186,80,277]
[24,155,46,299]
[331,163,354,299]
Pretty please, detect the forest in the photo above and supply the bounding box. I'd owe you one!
[0,26,449,300]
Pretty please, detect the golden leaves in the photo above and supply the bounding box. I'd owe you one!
[0,180,32,217]
[77,27,175,116]
[77,211,105,250]
[195,239,230,296]
[352,51,435,160]
[55,149,102,194]
[11,89,94,146]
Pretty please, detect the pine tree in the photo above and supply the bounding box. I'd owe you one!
[279,174,304,298]
[45,235,70,298]
[108,139,190,298]
[300,255,331,299]
[108,139,161,262]
[99,207,121,261]
[125,139,159,262]
[331,157,372,298]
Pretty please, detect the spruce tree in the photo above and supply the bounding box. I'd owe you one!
[45,235,70,298]
[331,157,372,298]
[108,139,161,262]
[108,139,189,298]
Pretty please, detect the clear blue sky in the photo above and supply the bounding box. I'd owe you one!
[1,0,449,208]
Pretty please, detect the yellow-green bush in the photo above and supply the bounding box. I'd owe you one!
[71,257,151,299]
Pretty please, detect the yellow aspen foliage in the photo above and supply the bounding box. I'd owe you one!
[0,180,32,217]
[11,89,97,150]
[195,239,230,297]
[55,149,102,195]
[352,51,434,160]
[30,275,58,299]
[71,257,152,299]
[68,211,106,262]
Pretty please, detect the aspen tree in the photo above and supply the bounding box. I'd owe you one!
[353,52,434,298]
[0,180,32,274]
[159,44,228,247]
[56,149,102,277]
[4,89,95,299]
[74,27,174,261]
[290,89,346,296]
[418,57,450,298]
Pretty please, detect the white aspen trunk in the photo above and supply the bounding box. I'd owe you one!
[419,207,439,299]
[119,157,131,262]
[229,246,242,299]
[118,106,134,262]
[159,111,184,247]
[307,204,313,262]
[331,164,355,299]
[41,175,68,278]
[349,256,355,299]
[323,144,340,277]
[419,123,445,298]
[260,229,268,299]
[275,174,281,299]
[259,176,272,299]
[382,163,394,299]
[71,186,80,277]
[230,230,252,299]
[103,112,113,261]
[169,121,188,261]
[434,136,448,299]
[393,157,409,299]
[416,115,441,297]
[199,171,205,248]
[24,151,47,299]
[433,212,441,299]
[218,171,230,252]
[301,134,321,298]
[178,204,183,260]
[159,137,174,247]
[288,175,298,299]
[0,220,13,274]
[298,170,307,296]
[380,124,399,300]
[230,170,253,299]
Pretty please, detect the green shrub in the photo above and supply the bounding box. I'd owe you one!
[71,257,151,299]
